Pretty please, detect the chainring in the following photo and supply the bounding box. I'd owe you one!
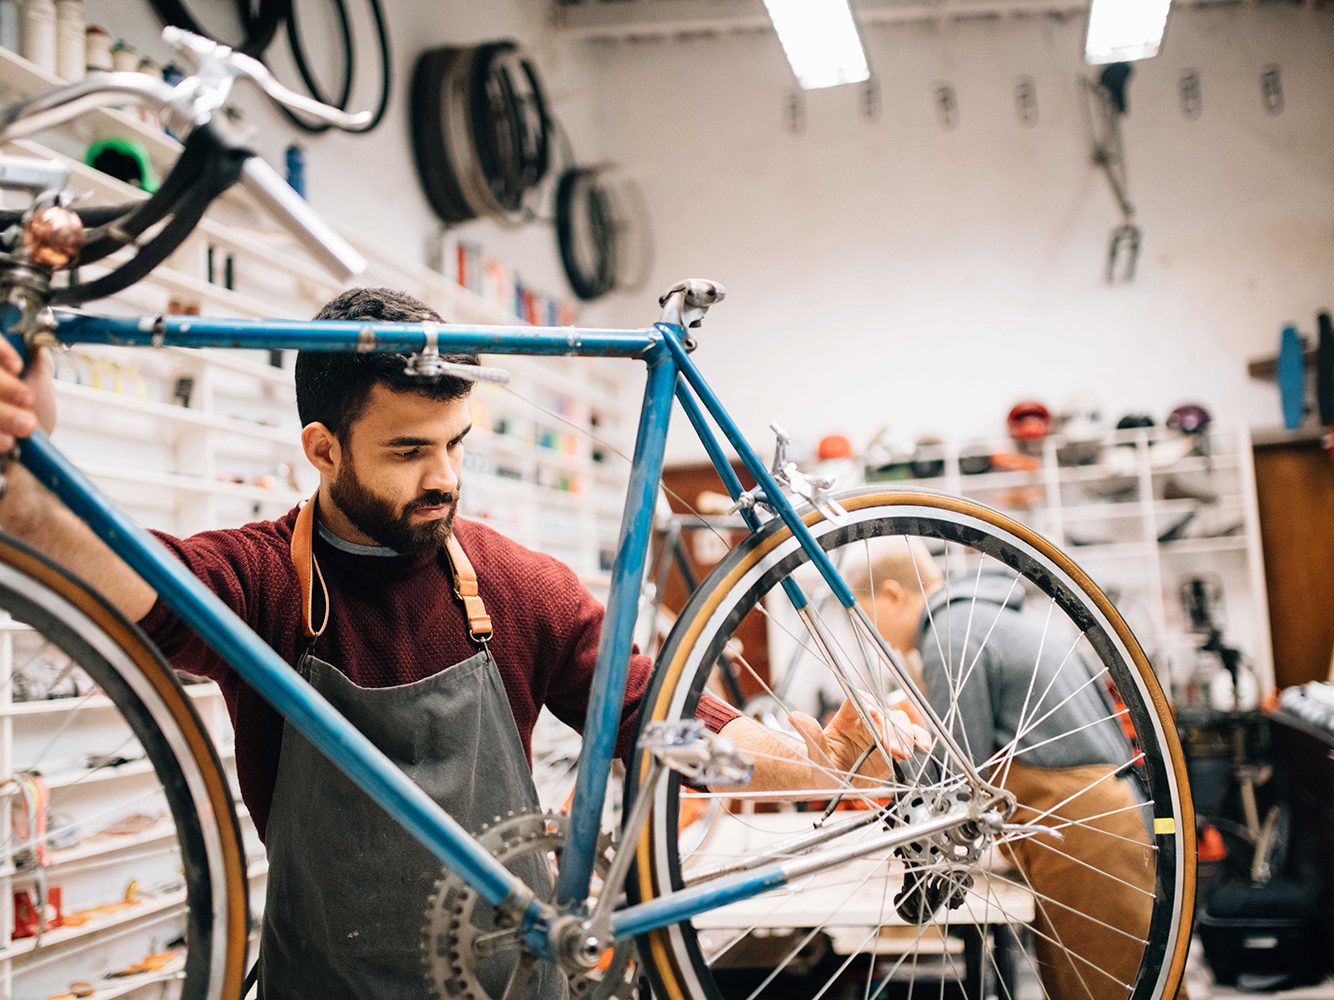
[422,811,636,1000]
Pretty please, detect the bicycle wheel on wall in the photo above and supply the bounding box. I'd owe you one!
[630,489,1194,1000]
[0,534,248,1000]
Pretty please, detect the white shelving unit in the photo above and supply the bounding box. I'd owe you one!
[0,41,631,1000]
[856,423,1274,698]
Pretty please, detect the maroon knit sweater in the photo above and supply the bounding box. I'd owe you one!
[138,505,739,839]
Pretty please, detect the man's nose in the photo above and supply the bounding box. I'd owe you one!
[421,453,459,494]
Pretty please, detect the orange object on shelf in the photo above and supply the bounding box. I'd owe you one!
[1199,824,1227,862]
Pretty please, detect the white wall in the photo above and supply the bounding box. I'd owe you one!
[81,0,602,307]
[583,4,1334,463]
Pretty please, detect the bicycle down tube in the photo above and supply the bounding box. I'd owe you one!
[8,309,992,948]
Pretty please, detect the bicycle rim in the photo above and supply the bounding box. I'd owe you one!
[629,489,1194,1000]
[0,534,248,1000]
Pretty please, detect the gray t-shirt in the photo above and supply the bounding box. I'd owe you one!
[917,570,1135,771]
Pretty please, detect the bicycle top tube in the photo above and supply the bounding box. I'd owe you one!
[49,312,667,362]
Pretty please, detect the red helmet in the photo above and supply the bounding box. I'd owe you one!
[817,434,854,461]
[1007,401,1051,441]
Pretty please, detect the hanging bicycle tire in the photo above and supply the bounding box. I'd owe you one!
[629,488,1195,1000]
[556,166,654,301]
[0,533,248,999]
[279,0,391,135]
[409,42,552,225]
[148,0,289,59]
[556,167,616,301]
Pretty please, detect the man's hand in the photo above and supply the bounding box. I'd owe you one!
[0,338,56,527]
[790,693,932,784]
[0,336,53,453]
[718,693,933,797]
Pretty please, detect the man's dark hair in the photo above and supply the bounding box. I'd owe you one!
[295,287,478,440]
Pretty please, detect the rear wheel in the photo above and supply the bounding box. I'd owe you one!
[630,489,1194,1000]
[0,533,248,999]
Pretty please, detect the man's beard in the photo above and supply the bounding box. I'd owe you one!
[329,460,459,557]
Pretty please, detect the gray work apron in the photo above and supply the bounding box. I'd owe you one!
[255,644,564,999]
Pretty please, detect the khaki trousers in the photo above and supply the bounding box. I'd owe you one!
[1001,761,1160,1000]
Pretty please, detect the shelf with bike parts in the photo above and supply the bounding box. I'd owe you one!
[812,403,1273,707]
[0,614,264,999]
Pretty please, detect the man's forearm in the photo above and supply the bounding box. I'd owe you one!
[717,717,817,796]
[0,467,157,620]
[717,717,883,799]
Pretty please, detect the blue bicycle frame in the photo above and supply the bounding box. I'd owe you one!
[5,308,882,952]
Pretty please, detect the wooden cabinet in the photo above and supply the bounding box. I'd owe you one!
[1253,435,1334,690]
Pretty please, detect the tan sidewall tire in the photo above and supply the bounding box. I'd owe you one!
[630,489,1195,1000]
[0,534,249,1000]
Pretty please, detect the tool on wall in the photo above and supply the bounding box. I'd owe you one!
[863,77,881,122]
[1082,61,1140,283]
[1260,63,1283,115]
[785,88,806,135]
[1015,75,1038,126]
[933,82,959,129]
[1179,67,1202,119]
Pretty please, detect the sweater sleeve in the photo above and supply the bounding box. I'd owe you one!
[135,528,261,682]
[542,566,740,762]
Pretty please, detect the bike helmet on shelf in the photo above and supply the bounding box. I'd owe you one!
[1007,400,1051,440]
[816,434,855,461]
[910,436,945,479]
[959,445,993,475]
[1166,403,1211,435]
[1115,413,1155,430]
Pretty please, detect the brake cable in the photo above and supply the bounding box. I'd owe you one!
[54,126,252,306]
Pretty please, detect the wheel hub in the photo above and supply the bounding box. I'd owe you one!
[884,784,991,924]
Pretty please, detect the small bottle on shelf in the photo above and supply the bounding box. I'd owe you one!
[109,36,136,72]
[18,0,57,73]
[53,0,81,80]
[83,22,110,72]
[0,0,20,53]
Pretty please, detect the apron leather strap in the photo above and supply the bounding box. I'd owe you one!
[291,495,330,640]
[289,493,493,645]
[444,533,493,644]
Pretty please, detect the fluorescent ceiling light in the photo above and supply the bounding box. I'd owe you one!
[1085,0,1173,65]
[763,0,870,91]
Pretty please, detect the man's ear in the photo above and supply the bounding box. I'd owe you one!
[301,422,340,478]
[878,579,908,604]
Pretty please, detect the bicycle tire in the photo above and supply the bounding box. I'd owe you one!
[279,0,391,136]
[0,532,248,1000]
[629,488,1195,1000]
[148,0,288,59]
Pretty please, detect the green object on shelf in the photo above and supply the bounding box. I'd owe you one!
[85,137,159,193]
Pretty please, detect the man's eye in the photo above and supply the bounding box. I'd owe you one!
[395,448,420,460]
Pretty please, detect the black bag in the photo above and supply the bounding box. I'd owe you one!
[1198,878,1323,987]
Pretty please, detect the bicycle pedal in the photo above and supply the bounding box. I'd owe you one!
[639,721,754,787]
